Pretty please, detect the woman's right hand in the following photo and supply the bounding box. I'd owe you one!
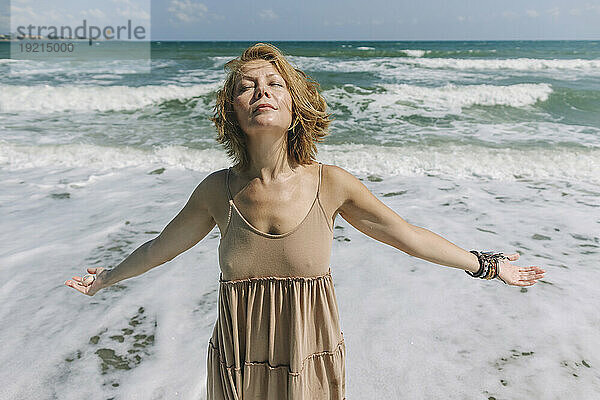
[64,267,108,296]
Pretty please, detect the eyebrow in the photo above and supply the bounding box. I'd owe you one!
[238,73,282,81]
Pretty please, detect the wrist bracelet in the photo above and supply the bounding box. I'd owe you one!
[466,250,486,277]
[466,250,509,283]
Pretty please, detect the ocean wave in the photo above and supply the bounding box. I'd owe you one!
[0,143,226,171]
[0,59,29,64]
[323,83,552,118]
[0,83,220,113]
[1,142,598,183]
[321,144,599,183]
[400,57,600,72]
[1,59,176,77]
[288,56,600,76]
[400,49,432,57]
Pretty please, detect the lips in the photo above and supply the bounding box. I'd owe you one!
[255,103,275,112]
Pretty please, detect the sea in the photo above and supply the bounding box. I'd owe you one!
[1,41,599,399]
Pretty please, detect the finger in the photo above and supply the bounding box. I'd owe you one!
[526,270,545,278]
[518,274,536,281]
[518,276,531,282]
[72,276,83,283]
[522,271,540,277]
[519,280,537,286]
[65,280,86,294]
[521,267,543,273]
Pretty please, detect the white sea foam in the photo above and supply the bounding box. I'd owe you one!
[401,57,600,72]
[2,141,597,183]
[0,59,28,64]
[2,161,597,399]
[400,49,432,57]
[288,56,600,78]
[2,59,159,77]
[0,143,227,171]
[209,55,238,68]
[319,143,599,183]
[0,83,220,113]
[356,46,375,50]
[323,83,553,118]
[380,82,552,108]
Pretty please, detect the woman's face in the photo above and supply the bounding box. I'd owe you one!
[232,60,293,138]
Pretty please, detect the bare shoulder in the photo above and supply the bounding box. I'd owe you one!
[188,168,228,216]
[322,163,362,193]
[322,163,357,182]
[320,163,364,215]
[199,168,227,194]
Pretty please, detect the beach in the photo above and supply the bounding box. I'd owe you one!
[1,41,599,399]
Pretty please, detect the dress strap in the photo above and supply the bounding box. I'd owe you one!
[225,167,233,201]
[317,162,323,199]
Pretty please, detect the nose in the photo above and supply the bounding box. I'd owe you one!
[254,83,271,99]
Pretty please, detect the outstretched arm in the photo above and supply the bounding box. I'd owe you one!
[65,170,219,295]
[329,165,545,286]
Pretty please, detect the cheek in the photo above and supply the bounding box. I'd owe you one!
[281,93,293,114]
[232,98,247,119]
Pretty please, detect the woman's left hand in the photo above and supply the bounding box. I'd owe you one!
[497,253,546,286]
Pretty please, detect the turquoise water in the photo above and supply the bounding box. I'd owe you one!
[2,41,599,154]
[1,41,599,399]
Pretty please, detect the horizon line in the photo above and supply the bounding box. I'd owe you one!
[0,36,599,42]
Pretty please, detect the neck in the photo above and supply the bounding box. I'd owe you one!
[241,130,297,181]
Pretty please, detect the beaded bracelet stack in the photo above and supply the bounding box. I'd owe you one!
[466,250,510,284]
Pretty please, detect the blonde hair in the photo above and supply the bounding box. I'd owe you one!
[211,43,331,171]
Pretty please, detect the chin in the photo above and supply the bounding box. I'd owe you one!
[246,125,288,136]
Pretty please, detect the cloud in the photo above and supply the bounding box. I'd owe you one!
[168,0,207,23]
[10,5,36,19]
[117,7,150,20]
[10,5,66,25]
[525,9,539,18]
[258,9,278,21]
[113,0,151,21]
[546,7,560,17]
[80,9,106,19]
[568,4,600,17]
[584,3,600,14]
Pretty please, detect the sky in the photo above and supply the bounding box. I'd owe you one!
[2,0,599,40]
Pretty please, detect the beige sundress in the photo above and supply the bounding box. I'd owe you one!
[206,162,346,399]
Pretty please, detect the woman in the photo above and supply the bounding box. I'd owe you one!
[65,43,546,399]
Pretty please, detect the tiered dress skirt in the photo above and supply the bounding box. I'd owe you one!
[206,268,346,400]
